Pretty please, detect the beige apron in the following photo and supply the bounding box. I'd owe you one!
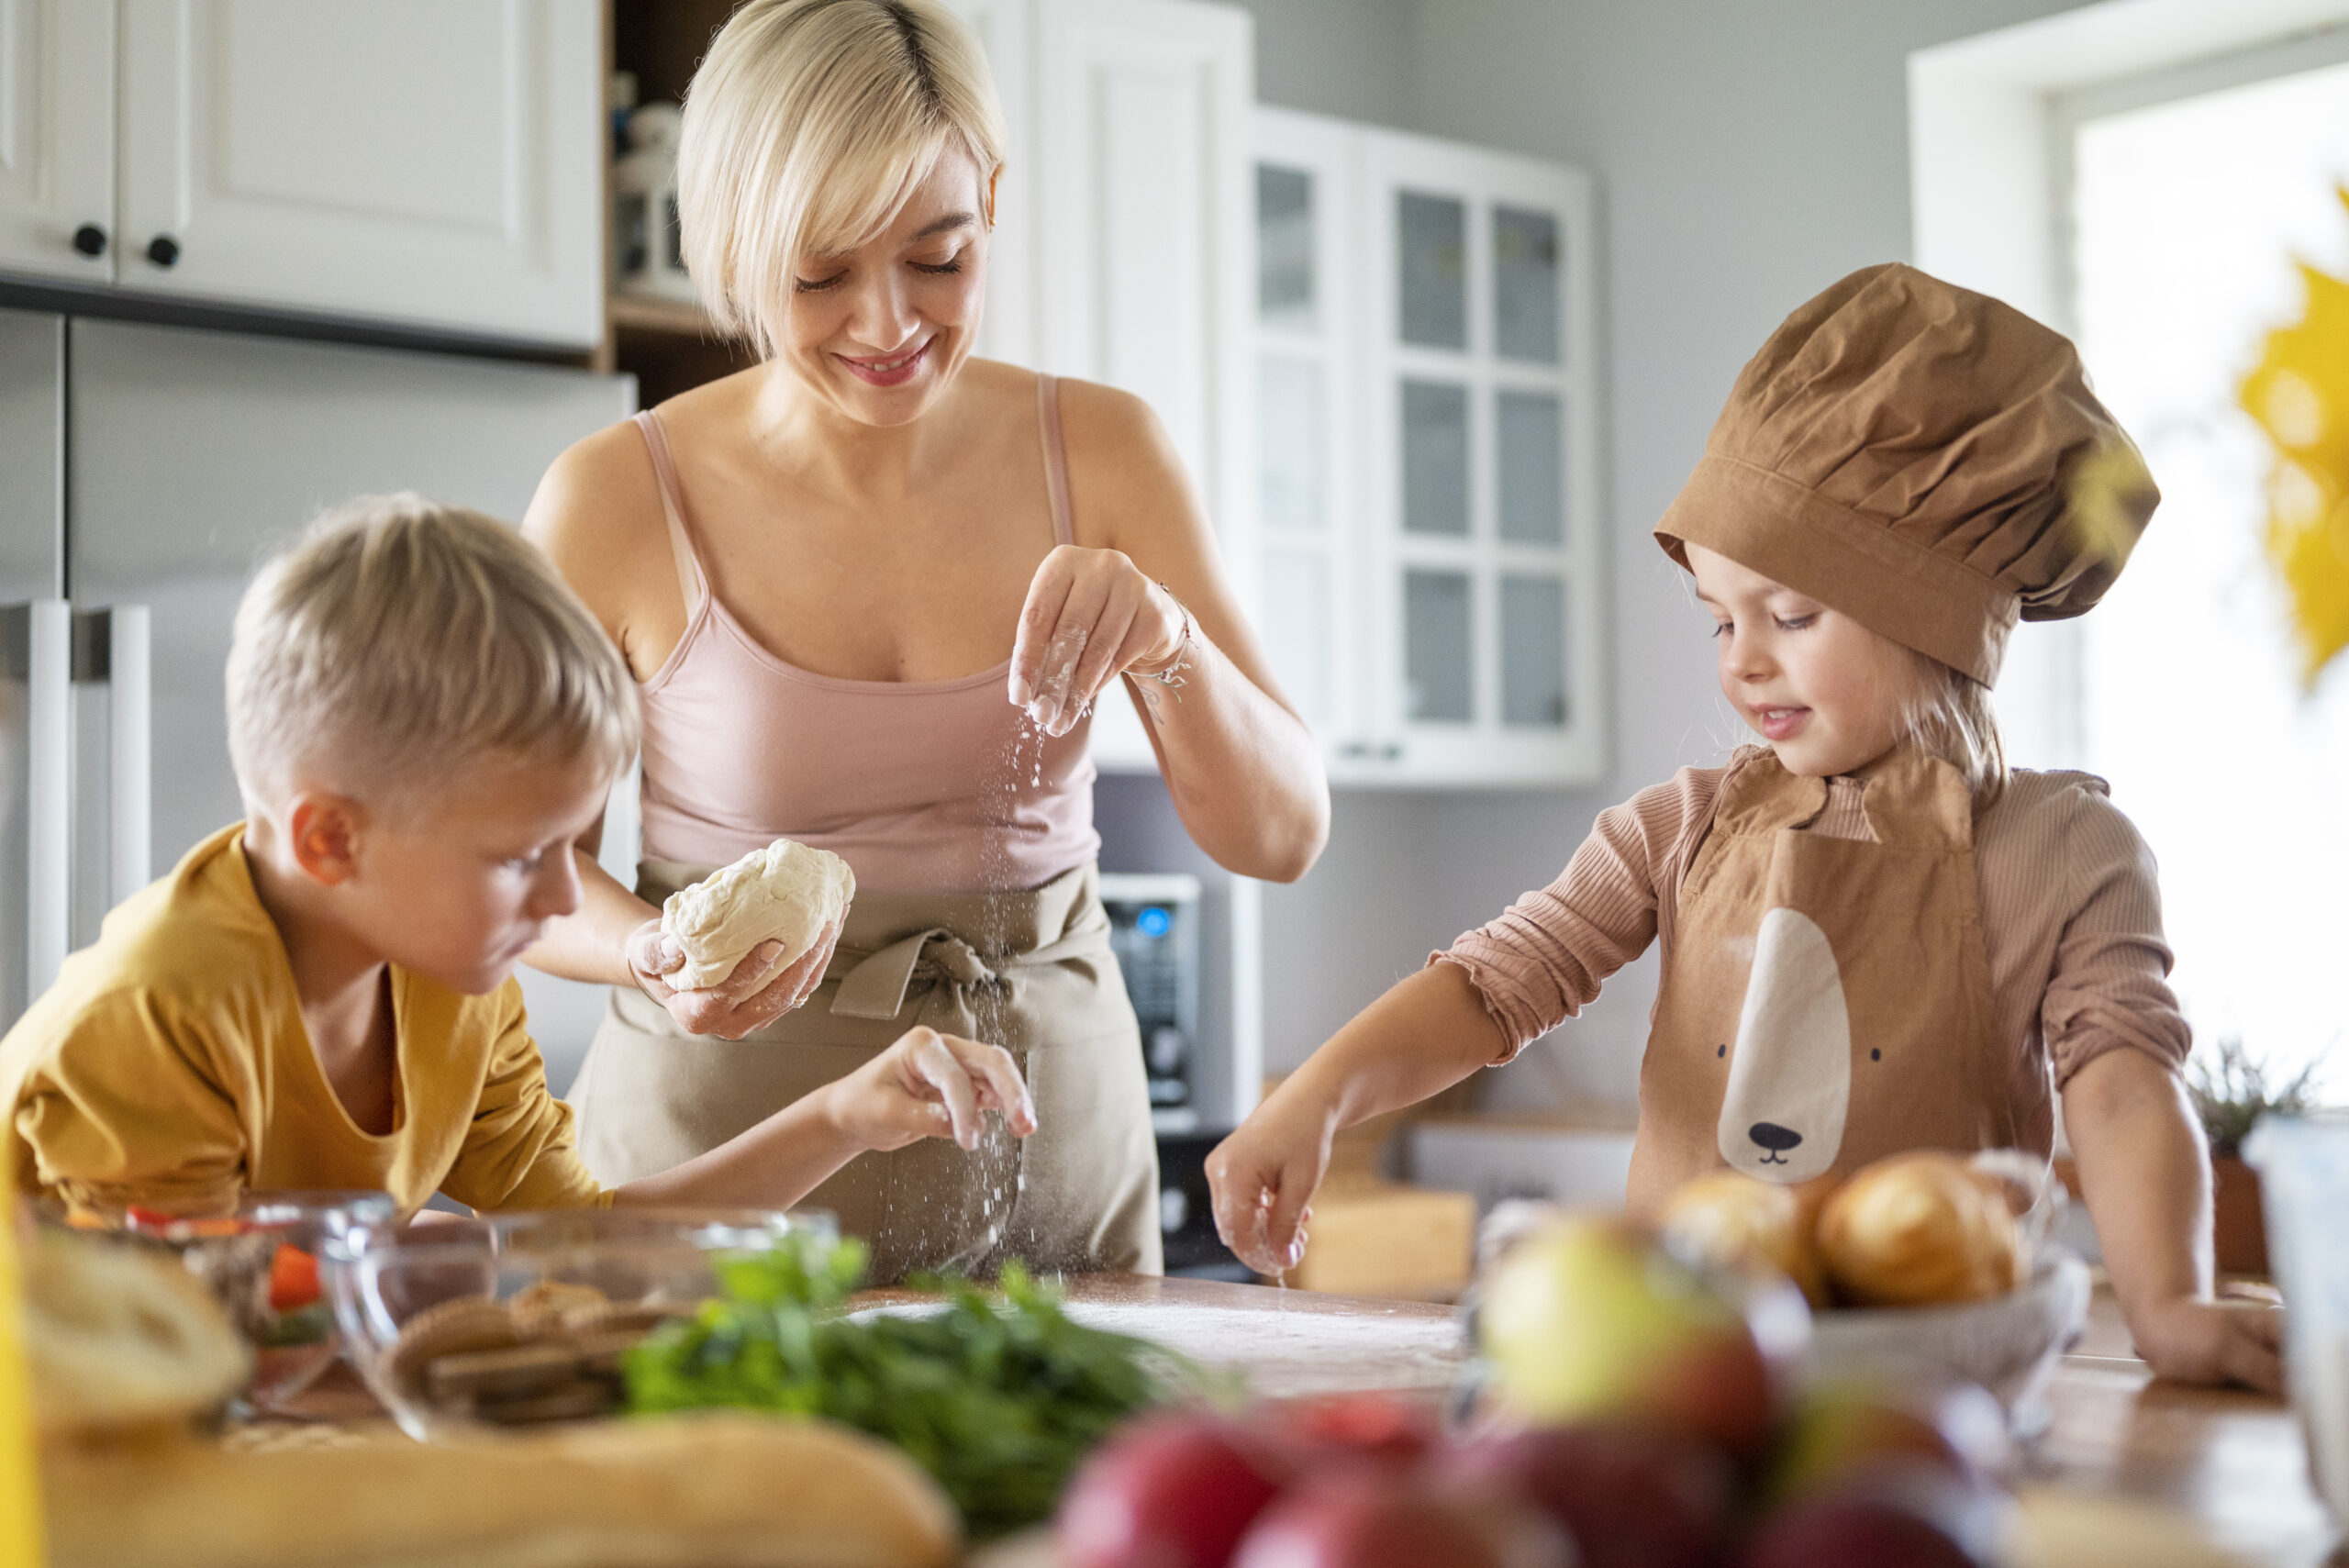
[569,860,1162,1282]
[1628,750,2009,1218]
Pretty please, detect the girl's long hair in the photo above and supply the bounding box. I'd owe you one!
[1897,646,2008,811]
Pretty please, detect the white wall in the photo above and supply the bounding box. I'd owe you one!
[1249,0,2092,1110]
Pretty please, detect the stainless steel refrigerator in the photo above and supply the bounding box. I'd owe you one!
[0,307,636,1087]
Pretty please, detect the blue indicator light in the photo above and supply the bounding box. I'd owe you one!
[1137,906,1174,938]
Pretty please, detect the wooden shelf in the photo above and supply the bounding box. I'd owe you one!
[607,293,718,338]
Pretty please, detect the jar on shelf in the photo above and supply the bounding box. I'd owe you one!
[612,102,698,305]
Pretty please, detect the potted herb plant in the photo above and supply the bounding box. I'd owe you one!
[2187,1036,2325,1277]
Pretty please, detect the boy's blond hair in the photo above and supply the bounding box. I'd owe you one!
[677,0,1008,361]
[226,495,639,816]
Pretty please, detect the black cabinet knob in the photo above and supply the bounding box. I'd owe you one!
[71,224,106,257]
[145,234,180,268]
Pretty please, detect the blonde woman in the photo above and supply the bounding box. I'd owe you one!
[522,0,1327,1277]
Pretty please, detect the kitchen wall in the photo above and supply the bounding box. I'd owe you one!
[1238,0,2091,1108]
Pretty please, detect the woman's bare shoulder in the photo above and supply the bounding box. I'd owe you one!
[1048,376,1197,549]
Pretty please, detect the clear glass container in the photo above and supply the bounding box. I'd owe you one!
[326,1207,837,1441]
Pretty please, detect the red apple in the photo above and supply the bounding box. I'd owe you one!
[1231,1470,1570,1568]
[1768,1381,2008,1505]
[1739,1464,2002,1568]
[1265,1392,1438,1468]
[1440,1422,1734,1568]
[1479,1216,1803,1459]
[1059,1412,1294,1568]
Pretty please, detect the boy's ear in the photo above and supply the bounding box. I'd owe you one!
[284,791,369,887]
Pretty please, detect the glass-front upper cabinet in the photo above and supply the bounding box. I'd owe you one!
[1251,107,1601,787]
[1251,109,1361,755]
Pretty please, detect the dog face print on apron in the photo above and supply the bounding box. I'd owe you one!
[1625,750,2012,1218]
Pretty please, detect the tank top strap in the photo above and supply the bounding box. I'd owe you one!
[631,409,707,614]
[1035,373,1074,546]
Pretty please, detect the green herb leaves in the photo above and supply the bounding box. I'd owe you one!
[623,1236,1183,1537]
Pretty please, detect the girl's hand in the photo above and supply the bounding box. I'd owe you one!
[1205,1106,1332,1278]
[2132,1294,2285,1394]
[827,1026,1038,1152]
[1008,544,1186,738]
[625,916,843,1040]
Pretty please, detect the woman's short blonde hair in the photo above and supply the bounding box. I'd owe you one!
[226,495,640,817]
[678,0,1008,359]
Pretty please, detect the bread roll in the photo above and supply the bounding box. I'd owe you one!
[24,1229,250,1438]
[1658,1171,1831,1306]
[661,839,854,992]
[41,1413,958,1568]
[1816,1151,2023,1307]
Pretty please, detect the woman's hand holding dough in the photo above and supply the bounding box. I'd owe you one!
[627,915,843,1040]
[825,1025,1038,1153]
[1008,543,1186,738]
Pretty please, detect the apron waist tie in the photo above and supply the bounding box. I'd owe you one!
[826,919,1108,1022]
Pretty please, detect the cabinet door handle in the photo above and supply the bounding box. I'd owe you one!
[71,224,106,257]
[1379,742,1403,762]
[145,234,180,268]
[1338,740,1371,759]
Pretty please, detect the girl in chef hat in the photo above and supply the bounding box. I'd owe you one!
[1208,263,2282,1392]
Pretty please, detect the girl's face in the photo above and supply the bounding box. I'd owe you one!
[778,147,991,428]
[1687,543,1917,778]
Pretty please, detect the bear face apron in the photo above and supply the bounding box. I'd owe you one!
[1625,750,2013,1219]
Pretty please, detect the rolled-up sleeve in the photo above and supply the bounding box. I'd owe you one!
[1435,767,1720,1062]
[2040,793,2191,1086]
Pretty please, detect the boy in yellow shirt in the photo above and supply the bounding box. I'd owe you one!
[0,495,1032,1218]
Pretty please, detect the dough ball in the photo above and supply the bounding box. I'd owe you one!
[660,839,855,993]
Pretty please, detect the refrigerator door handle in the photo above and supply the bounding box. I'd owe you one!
[106,606,150,903]
[8,602,72,1000]
[69,605,153,917]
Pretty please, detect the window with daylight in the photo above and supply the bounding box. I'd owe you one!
[2059,41,2349,1094]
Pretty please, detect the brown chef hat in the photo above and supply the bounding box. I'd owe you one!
[1653,263,2158,685]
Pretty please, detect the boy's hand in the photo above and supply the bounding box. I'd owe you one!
[1206,1106,1332,1277]
[827,1026,1037,1153]
[626,916,843,1040]
[2133,1295,2285,1394]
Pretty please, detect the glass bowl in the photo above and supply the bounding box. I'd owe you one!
[55,1188,398,1415]
[324,1207,837,1441]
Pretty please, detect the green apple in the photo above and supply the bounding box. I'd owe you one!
[1479,1217,1787,1458]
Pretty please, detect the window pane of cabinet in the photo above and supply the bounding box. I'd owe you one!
[1493,205,1560,363]
[1264,547,1331,724]
[1258,163,1315,330]
[1260,357,1322,532]
[1397,191,1466,349]
[1402,380,1469,536]
[1497,390,1563,544]
[1405,568,1473,722]
[1500,574,1569,728]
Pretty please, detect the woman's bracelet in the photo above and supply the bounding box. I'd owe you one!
[1130,582,1195,692]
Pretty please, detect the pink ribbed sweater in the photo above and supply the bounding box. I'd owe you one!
[1440,753,2189,1153]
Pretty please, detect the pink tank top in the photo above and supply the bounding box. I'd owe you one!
[630,374,1099,895]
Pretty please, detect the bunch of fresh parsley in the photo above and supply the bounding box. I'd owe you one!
[623,1235,1186,1536]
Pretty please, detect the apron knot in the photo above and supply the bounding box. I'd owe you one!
[829,927,1002,1021]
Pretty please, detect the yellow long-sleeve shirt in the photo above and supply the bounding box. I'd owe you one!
[0,825,607,1217]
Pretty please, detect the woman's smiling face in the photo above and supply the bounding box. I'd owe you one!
[1688,543,1919,778]
[779,147,991,427]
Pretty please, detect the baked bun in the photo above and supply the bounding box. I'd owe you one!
[1658,1171,1832,1305]
[1816,1151,2024,1307]
[662,838,855,992]
[25,1228,250,1437]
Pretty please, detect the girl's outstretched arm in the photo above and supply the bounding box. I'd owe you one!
[2063,1046,2282,1393]
[1205,964,1504,1277]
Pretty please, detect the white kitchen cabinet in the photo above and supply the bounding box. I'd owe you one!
[0,0,114,284]
[115,0,603,347]
[952,0,1256,774]
[1254,108,1605,788]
